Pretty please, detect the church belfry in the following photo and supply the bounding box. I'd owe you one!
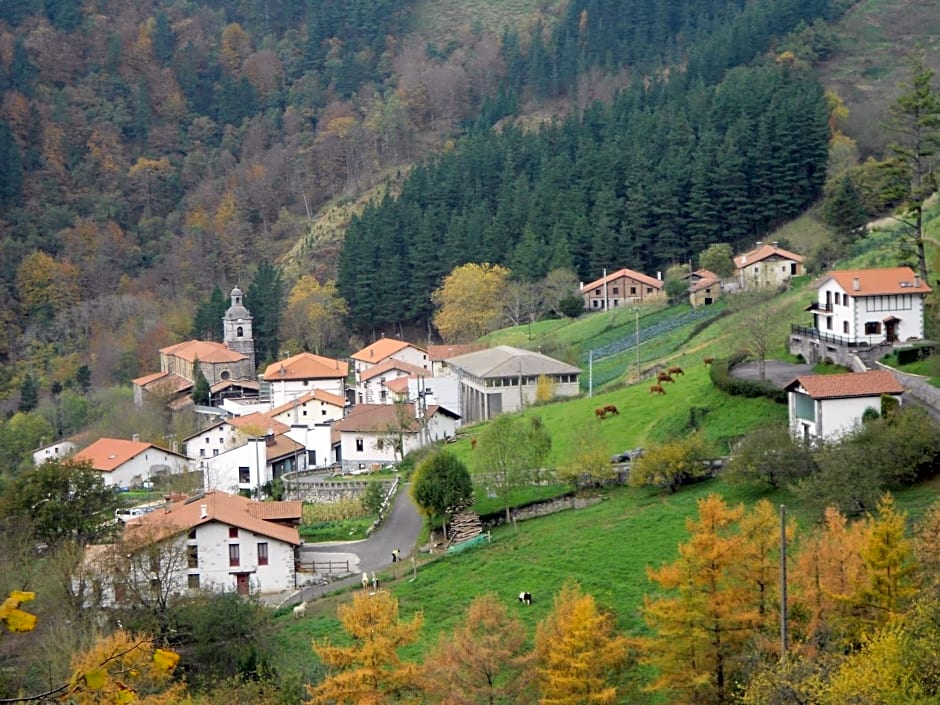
[223,287,255,371]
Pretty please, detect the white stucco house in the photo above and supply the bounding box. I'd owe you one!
[73,437,191,489]
[790,267,932,365]
[262,352,348,408]
[92,491,302,600]
[351,338,430,380]
[332,403,459,474]
[32,439,78,466]
[785,370,903,443]
[356,358,430,404]
[445,346,581,424]
[201,431,306,496]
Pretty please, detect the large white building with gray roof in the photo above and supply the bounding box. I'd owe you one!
[445,346,581,423]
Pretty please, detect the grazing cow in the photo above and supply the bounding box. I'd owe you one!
[518,591,533,605]
[293,602,307,619]
[657,372,675,384]
[668,366,685,376]
[649,384,666,395]
[603,404,619,416]
[470,437,477,450]
[595,407,607,420]
[703,357,714,366]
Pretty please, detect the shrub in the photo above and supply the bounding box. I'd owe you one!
[709,353,787,404]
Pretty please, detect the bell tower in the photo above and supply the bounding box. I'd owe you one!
[223,287,255,371]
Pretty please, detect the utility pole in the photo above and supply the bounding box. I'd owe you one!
[634,308,640,381]
[603,268,609,311]
[780,504,788,661]
[588,350,593,398]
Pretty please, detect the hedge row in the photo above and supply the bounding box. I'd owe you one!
[709,352,788,404]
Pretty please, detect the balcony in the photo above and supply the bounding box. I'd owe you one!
[804,302,834,315]
[789,325,880,349]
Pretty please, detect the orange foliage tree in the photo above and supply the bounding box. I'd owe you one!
[306,591,424,705]
[422,593,535,705]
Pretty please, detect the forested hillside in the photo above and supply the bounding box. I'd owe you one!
[0,0,847,396]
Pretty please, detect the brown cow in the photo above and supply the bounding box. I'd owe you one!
[649,384,666,395]
[595,407,607,420]
[603,404,619,416]
[470,437,477,450]
[668,366,684,376]
[657,372,675,384]
[703,357,714,366]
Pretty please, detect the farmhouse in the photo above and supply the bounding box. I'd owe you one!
[356,358,430,404]
[332,403,459,474]
[351,338,429,379]
[684,268,722,307]
[785,370,903,443]
[445,346,581,423]
[73,437,191,489]
[734,242,804,289]
[90,491,302,602]
[789,266,931,366]
[262,352,348,408]
[580,268,665,310]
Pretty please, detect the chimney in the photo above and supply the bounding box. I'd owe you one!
[657,271,662,281]
[164,495,172,514]
[772,241,779,248]
[200,504,207,519]
[915,274,922,288]
[853,277,860,291]
[756,241,763,248]
[132,433,140,443]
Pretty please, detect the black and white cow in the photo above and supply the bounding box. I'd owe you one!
[518,591,532,605]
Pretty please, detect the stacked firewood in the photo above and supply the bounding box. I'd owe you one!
[448,509,483,544]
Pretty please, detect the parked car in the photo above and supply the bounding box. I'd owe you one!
[610,448,645,464]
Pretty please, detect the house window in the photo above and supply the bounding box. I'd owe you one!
[238,466,250,483]
[229,527,239,539]
[188,528,197,540]
[236,326,243,336]
[257,542,269,566]
[612,287,619,295]
[646,287,652,294]
[865,322,881,335]
[594,288,601,295]
[213,449,219,456]
[834,293,840,305]
[200,449,205,457]
[843,321,849,334]
[188,574,200,589]
[187,545,198,569]
[826,317,833,330]
[630,286,637,295]
[229,544,240,567]
[356,438,364,452]
[380,390,387,401]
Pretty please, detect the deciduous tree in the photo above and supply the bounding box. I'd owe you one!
[282,276,348,355]
[411,450,473,540]
[535,581,629,705]
[422,593,535,705]
[432,263,511,343]
[628,433,711,493]
[698,243,735,279]
[306,590,423,705]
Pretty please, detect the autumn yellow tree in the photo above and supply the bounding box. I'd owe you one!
[0,590,37,633]
[422,593,535,705]
[534,581,629,705]
[281,275,349,355]
[307,590,424,705]
[432,263,511,342]
[642,495,774,705]
[628,433,712,493]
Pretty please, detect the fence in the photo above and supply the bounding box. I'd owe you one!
[297,558,350,574]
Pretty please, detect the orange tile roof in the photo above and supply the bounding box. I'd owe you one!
[262,352,348,381]
[247,501,302,522]
[265,434,305,462]
[786,370,903,399]
[125,491,301,545]
[822,267,932,296]
[734,244,804,268]
[360,358,429,382]
[133,371,169,386]
[268,389,346,417]
[351,337,423,363]
[160,340,247,364]
[385,376,412,394]
[581,267,663,292]
[74,438,184,472]
[209,379,260,394]
[226,413,289,435]
[427,343,487,361]
[687,269,721,293]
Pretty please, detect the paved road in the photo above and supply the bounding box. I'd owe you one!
[274,482,423,607]
[729,360,812,388]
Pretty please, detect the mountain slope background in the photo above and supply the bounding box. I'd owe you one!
[0,0,937,405]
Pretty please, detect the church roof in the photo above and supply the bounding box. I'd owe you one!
[160,340,247,364]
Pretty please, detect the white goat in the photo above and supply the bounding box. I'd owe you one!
[293,602,307,619]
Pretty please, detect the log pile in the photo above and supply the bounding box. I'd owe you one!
[448,509,483,545]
